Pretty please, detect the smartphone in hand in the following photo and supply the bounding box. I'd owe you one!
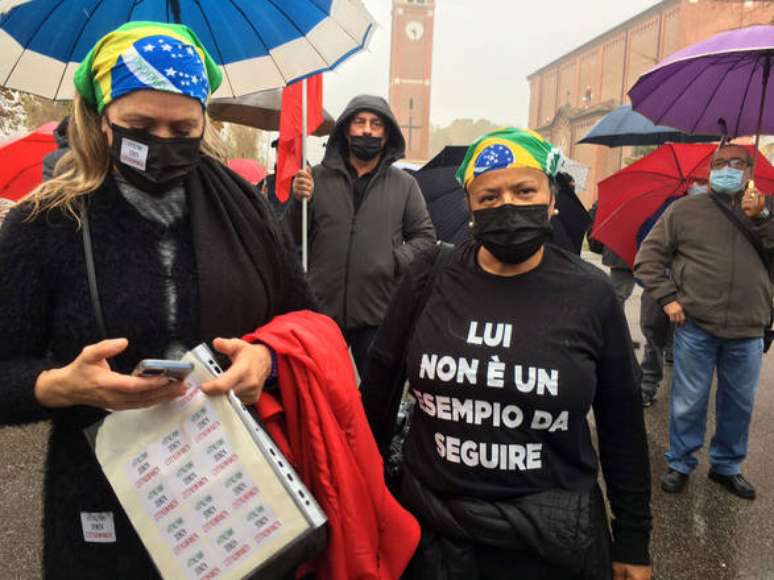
[132,359,194,382]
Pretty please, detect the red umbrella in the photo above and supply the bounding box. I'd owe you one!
[227,158,267,185]
[0,122,58,201]
[592,143,774,268]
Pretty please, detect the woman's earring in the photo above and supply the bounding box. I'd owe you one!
[468,219,475,229]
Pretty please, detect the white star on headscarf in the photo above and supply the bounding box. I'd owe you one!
[143,43,155,52]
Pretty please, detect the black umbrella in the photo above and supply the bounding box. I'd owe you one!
[415,147,591,254]
[414,146,471,245]
[578,104,719,147]
[552,173,591,255]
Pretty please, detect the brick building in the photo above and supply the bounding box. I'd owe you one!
[389,0,436,164]
[527,0,774,206]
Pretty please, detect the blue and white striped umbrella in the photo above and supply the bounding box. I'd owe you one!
[0,0,375,99]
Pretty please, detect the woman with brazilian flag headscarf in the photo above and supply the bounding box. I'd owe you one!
[0,22,318,577]
[361,128,653,580]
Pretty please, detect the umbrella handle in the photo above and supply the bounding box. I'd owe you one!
[301,78,308,272]
[170,0,182,22]
[752,52,772,178]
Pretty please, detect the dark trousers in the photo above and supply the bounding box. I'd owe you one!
[343,325,379,380]
[640,290,671,396]
[609,267,635,308]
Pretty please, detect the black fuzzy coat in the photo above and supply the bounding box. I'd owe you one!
[0,176,314,579]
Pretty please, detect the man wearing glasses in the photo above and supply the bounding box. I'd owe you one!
[635,144,773,500]
[287,95,436,377]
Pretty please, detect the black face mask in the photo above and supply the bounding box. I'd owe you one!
[470,204,553,264]
[349,135,384,162]
[109,124,202,194]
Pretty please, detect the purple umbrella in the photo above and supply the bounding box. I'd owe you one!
[629,25,774,149]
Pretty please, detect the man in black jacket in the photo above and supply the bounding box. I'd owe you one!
[286,95,436,376]
[42,116,69,181]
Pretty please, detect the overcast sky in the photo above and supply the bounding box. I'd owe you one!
[323,0,662,127]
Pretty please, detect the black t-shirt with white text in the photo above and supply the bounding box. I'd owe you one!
[363,241,651,563]
[404,242,640,501]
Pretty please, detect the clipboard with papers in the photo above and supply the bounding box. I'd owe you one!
[85,343,327,580]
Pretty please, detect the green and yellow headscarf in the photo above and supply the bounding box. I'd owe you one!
[74,21,222,113]
[456,128,564,188]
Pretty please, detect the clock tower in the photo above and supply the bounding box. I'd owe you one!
[389,0,435,164]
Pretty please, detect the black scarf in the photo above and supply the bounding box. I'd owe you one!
[187,157,288,343]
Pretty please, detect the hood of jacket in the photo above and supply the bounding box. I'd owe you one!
[323,95,406,171]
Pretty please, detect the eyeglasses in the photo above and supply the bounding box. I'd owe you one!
[711,158,749,170]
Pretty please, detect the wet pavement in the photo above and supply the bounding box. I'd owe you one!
[585,251,774,580]
[0,421,47,578]
[1,251,773,579]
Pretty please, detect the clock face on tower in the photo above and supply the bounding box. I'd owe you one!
[390,1,433,162]
[405,20,424,41]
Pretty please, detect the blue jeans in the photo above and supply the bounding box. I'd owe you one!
[666,319,763,475]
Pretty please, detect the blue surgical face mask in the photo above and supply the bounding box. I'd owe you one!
[710,167,746,194]
[688,183,709,196]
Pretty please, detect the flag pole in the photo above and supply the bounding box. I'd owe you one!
[301,78,309,272]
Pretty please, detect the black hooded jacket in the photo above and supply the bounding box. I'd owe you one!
[285,95,436,329]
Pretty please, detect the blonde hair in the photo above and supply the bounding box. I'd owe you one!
[0,198,15,226]
[24,93,227,222]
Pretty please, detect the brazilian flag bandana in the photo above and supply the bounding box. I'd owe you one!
[456,128,565,188]
[74,21,222,113]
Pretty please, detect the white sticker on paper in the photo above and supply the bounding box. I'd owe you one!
[81,511,117,543]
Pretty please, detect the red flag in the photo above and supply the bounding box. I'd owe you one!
[276,75,324,202]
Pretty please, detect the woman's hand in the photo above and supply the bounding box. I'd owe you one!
[34,338,185,411]
[613,562,652,580]
[200,338,272,405]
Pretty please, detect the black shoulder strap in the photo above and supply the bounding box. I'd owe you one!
[407,241,455,346]
[709,193,770,277]
[79,197,108,340]
[371,241,456,455]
